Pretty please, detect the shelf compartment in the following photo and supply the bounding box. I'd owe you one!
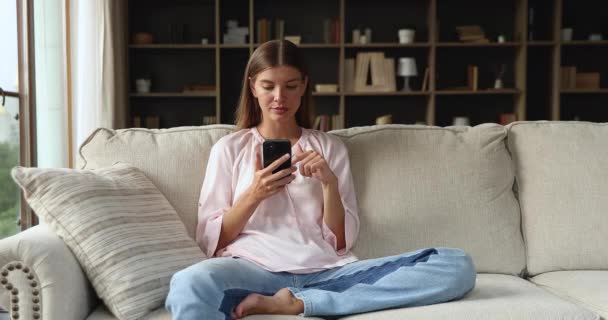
[130,98,216,128]
[437,0,518,42]
[128,0,216,44]
[129,50,215,93]
[345,96,429,127]
[560,94,608,121]
[345,0,430,43]
[435,95,516,126]
[254,0,339,44]
[436,46,517,91]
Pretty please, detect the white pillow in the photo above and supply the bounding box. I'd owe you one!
[11,163,205,320]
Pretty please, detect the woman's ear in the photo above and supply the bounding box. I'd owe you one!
[249,77,258,98]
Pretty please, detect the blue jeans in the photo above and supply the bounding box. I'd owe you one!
[165,247,476,319]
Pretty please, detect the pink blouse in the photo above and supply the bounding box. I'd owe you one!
[196,127,360,273]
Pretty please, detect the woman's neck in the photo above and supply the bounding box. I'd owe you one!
[256,122,301,140]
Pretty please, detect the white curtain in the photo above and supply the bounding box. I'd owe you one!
[70,0,127,165]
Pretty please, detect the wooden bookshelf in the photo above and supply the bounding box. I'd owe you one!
[125,0,608,129]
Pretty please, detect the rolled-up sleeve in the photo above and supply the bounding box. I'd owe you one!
[321,138,360,256]
[196,140,233,258]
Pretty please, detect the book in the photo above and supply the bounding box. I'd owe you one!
[344,58,355,92]
[467,65,479,91]
[575,72,600,89]
[354,53,371,91]
[421,67,430,91]
[371,52,387,88]
[384,58,396,92]
[560,66,577,89]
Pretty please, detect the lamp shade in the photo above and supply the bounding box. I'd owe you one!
[398,57,418,76]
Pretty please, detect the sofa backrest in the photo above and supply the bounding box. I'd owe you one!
[79,124,526,275]
[506,121,608,276]
[332,124,526,275]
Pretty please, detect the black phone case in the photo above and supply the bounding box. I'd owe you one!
[263,140,292,174]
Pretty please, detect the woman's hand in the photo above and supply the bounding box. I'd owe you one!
[293,145,337,186]
[247,151,297,203]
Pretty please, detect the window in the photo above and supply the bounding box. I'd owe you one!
[0,0,22,238]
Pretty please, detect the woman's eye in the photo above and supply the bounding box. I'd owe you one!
[262,86,297,90]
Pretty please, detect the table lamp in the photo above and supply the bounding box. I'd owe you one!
[398,57,418,91]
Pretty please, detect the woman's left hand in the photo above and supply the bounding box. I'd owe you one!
[292,145,338,186]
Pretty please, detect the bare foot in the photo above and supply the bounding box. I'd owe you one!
[232,288,304,319]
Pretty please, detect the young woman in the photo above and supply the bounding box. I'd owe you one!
[165,40,476,320]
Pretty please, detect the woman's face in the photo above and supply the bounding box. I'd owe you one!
[250,65,308,124]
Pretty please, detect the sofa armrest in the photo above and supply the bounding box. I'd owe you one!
[0,224,98,320]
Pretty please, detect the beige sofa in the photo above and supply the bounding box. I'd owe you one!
[0,121,606,320]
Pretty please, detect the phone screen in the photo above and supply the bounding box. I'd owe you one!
[263,139,292,174]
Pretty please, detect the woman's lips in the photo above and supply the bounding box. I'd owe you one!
[271,107,288,114]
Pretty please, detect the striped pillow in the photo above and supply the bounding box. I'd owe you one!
[11,163,205,320]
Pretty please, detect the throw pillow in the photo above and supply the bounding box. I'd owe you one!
[11,163,205,320]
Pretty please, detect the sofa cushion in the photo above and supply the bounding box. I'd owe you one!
[340,274,600,320]
[331,124,526,275]
[506,121,608,276]
[11,163,205,320]
[78,125,235,239]
[531,271,608,319]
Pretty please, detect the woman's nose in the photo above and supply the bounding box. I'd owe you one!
[273,87,286,102]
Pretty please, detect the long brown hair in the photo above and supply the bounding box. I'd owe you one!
[235,40,314,129]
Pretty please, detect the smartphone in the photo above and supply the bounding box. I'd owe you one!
[263,139,292,174]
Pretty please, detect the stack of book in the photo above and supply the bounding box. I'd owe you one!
[313,114,342,132]
[456,25,488,43]
[256,18,285,44]
[346,52,396,92]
